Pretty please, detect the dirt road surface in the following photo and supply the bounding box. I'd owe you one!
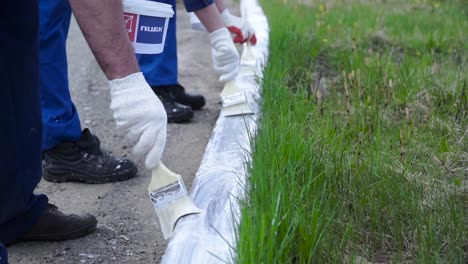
[8,1,239,263]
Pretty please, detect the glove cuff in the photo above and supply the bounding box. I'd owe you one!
[209,28,231,45]
[108,72,148,92]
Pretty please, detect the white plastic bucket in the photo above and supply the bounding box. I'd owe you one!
[123,0,174,54]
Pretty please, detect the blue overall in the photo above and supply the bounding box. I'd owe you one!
[0,0,49,262]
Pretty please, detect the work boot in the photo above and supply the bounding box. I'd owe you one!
[152,86,194,123]
[156,84,206,110]
[14,204,97,242]
[42,129,137,184]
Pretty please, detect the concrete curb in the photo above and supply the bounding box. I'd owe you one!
[161,1,269,263]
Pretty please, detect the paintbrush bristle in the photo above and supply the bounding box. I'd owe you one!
[149,162,202,240]
[155,196,201,239]
[222,102,254,117]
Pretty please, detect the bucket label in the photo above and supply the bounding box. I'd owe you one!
[136,15,166,44]
[124,12,138,42]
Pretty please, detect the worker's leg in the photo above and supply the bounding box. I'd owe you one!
[39,0,81,150]
[0,243,7,264]
[0,0,48,247]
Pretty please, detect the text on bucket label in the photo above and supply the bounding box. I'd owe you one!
[124,13,166,44]
[137,15,166,44]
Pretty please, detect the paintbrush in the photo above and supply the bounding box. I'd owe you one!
[240,43,256,66]
[148,161,201,239]
[220,43,257,117]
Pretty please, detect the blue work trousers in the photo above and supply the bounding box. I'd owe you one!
[0,0,49,262]
[39,0,81,150]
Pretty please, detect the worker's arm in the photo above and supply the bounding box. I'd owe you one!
[214,0,226,13]
[188,0,256,45]
[69,0,137,79]
[191,2,224,33]
[69,0,166,169]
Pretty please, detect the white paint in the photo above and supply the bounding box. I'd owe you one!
[161,0,269,263]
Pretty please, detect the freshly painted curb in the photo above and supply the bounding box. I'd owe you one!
[161,0,269,263]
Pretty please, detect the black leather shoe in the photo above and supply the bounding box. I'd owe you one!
[42,129,137,184]
[152,86,194,123]
[14,204,97,242]
[156,84,205,110]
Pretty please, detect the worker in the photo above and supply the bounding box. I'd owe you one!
[1,0,238,263]
[39,0,242,183]
[141,0,257,123]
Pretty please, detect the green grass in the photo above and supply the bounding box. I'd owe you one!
[236,0,467,263]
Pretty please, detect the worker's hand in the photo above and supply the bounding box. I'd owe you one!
[209,28,240,82]
[221,9,257,45]
[108,72,167,169]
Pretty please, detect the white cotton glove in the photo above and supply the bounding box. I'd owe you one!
[209,28,240,82]
[108,72,167,169]
[221,9,257,45]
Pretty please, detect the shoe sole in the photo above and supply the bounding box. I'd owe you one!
[176,100,205,111]
[168,111,194,123]
[43,166,137,184]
